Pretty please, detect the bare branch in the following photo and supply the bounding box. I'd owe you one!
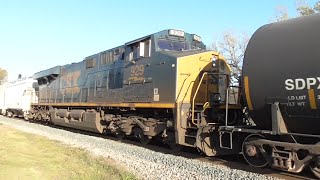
[273,6,289,22]
[314,1,320,12]
[212,31,248,84]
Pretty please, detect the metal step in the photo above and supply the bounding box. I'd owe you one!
[185,134,196,138]
[186,126,198,130]
[192,110,202,113]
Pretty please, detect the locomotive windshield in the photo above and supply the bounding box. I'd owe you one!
[157,40,190,51]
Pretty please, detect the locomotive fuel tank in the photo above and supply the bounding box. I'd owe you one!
[242,14,320,135]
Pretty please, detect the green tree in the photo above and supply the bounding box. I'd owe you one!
[296,0,318,16]
[0,68,8,84]
[274,0,320,22]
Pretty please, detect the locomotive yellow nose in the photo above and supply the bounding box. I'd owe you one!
[175,51,230,105]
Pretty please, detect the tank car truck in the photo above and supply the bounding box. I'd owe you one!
[2,76,38,119]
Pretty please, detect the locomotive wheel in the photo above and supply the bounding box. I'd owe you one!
[164,131,182,151]
[115,131,125,140]
[168,143,183,152]
[309,143,320,179]
[310,162,320,179]
[242,134,268,168]
[134,128,150,145]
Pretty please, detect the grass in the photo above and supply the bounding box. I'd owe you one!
[0,124,138,180]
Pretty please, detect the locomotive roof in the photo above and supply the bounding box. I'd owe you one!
[33,66,61,80]
[160,49,208,58]
[33,29,205,79]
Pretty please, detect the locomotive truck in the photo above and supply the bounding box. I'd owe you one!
[14,13,320,178]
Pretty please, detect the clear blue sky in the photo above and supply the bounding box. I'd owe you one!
[0,0,316,80]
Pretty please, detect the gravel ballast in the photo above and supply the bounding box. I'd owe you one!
[0,116,280,180]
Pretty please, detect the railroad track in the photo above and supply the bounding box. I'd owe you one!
[1,115,316,180]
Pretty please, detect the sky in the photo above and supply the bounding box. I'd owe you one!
[0,0,317,80]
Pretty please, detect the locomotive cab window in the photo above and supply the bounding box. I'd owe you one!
[157,39,189,51]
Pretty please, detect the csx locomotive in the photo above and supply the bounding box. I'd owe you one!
[7,14,320,178]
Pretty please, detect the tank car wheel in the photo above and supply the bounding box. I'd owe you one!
[134,128,150,145]
[309,143,320,179]
[242,134,268,168]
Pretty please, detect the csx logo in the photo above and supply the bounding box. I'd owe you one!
[285,77,320,90]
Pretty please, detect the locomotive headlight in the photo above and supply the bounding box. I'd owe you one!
[211,93,221,103]
[193,34,202,42]
[212,61,216,67]
[212,55,218,67]
[168,29,185,37]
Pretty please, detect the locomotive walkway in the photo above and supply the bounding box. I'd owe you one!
[0,116,280,180]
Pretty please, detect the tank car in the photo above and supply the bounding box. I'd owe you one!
[30,29,236,153]
[239,14,320,177]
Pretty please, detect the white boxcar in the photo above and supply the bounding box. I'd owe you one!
[3,77,38,118]
[0,83,5,114]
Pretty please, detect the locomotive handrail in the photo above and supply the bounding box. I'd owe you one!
[38,86,81,104]
[191,72,235,126]
[192,72,229,125]
[191,72,207,126]
[225,88,229,127]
